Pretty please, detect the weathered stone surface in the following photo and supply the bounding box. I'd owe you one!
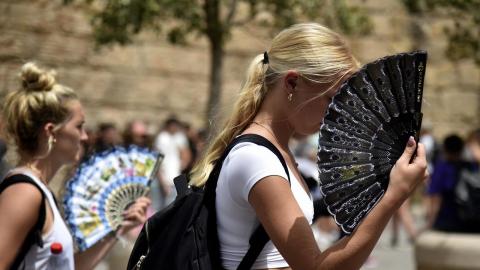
[415,231,480,270]
[0,0,478,140]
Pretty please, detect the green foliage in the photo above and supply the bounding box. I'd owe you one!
[249,0,373,36]
[65,0,373,47]
[333,0,373,36]
[402,0,480,65]
[402,0,426,14]
[445,22,479,63]
[64,0,374,125]
[68,0,203,46]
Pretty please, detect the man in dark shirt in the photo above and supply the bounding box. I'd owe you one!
[426,134,465,232]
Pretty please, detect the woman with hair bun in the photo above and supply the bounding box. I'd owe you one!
[190,23,428,269]
[0,62,150,270]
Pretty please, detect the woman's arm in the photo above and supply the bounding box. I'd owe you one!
[249,139,427,270]
[0,184,43,269]
[74,197,151,270]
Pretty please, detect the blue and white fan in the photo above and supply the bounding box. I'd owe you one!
[64,146,162,251]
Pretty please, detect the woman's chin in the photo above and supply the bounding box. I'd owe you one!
[70,152,82,164]
[312,122,323,132]
[299,127,319,136]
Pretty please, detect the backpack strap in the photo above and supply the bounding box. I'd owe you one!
[0,174,46,269]
[204,134,291,270]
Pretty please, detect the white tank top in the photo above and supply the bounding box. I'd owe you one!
[11,170,75,270]
[216,142,314,269]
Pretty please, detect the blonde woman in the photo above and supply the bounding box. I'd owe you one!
[0,62,150,270]
[190,23,428,270]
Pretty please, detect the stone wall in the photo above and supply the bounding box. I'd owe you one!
[415,231,480,270]
[1,0,479,140]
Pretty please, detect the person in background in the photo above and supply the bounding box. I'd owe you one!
[94,122,121,153]
[154,116,191,209]
[419,121,439,174]
[457,129,480,232]
[189,23,427,269]
[389,199,418,246]
[123,120,152,149]
[464,129,480,168]
[425,134,465,232]
[195,128,208,161]
[0,62,150,270]
[181,122,200,175]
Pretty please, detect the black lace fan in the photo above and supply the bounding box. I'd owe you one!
[318,51,427,234]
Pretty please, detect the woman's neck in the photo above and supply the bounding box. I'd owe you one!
[18,158,61,185]
[252,111,293,148]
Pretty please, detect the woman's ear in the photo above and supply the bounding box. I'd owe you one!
[284,70,299,92]
[43,123,56,139]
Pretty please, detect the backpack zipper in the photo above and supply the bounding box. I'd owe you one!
[135,255,146,270]
[133,220,151,270]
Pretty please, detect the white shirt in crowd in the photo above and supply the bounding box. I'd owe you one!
[154,131,188,186]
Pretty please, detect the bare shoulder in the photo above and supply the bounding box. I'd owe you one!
[0,181,45,267]
[248,175,301,217]
[248,175,291,202]
[0,182,43,227]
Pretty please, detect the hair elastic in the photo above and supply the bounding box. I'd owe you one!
[262,51,269,65]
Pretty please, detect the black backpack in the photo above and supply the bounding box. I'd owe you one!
[0,174,47,270]
[455,165,480,228]
[127,134,290,270]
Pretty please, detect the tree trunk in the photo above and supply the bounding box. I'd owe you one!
[206,40,224,134]
[204,0,224,135]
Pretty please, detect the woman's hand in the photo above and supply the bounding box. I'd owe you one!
[116,196,151,236]
[75,196,151,270]
[385,136,428,207]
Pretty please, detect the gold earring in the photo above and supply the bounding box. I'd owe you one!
[288,93,293,102]
[37,136,56,159]
[44,137,53,157]
[48,136,56,145]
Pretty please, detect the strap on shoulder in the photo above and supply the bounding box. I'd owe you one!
[203,134,290,270]
[234,134,290,270]
[0,174,47,269]
[235,134,291,183]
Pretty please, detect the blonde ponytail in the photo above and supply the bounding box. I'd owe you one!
[190,23,359,186]
[190,54,270,186]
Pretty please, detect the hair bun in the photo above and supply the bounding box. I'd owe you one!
[20,62,57,92]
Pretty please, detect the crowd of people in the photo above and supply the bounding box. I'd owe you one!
[0,22,477,270]
[76,116,207,212]
[289,125,480,254]
[0,62,210,269]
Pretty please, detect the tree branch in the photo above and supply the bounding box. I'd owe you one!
[225,0,239,28]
